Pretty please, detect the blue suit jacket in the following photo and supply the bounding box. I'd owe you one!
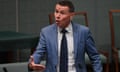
[32,23,102,72]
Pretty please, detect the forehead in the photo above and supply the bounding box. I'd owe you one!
[55,4,69,11]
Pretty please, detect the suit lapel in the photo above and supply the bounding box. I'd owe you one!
[53,24,58,56]
[51,24,58,65]
[72,23,79,59]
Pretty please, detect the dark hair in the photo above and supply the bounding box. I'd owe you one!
[56,0,75,12]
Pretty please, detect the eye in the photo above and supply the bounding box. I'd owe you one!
[60,11,65,15]
[61,12,64,14]
[55,10,58,13]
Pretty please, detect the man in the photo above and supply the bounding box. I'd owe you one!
[28,0,103,72]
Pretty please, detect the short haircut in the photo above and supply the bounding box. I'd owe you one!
[56,0,75,12]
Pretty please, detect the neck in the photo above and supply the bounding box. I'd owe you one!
[60,22,70,29]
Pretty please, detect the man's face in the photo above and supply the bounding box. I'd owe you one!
[54,4,73,28]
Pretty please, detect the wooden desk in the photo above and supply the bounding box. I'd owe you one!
[0,31,39,63]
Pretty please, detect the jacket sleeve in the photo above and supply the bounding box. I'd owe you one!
[85,29,103,72]
[32,30,46,64]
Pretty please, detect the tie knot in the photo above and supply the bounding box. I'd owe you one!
[61,29,67,34]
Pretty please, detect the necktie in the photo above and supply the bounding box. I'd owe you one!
[60,29,68,72]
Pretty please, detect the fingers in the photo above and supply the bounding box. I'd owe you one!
[29,55,35,69]
[29,55,46,71]
[33,64,45,71]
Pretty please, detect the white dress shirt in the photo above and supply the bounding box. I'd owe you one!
[57,23,76,72]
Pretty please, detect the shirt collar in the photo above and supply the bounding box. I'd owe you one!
[58,22,72,33]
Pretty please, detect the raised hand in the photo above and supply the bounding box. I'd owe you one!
[29,56,45,71]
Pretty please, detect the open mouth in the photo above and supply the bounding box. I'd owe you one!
[55,20,60,23]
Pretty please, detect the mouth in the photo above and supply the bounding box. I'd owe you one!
[55,20,60,24]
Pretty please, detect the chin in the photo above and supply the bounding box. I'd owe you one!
[56,24,62,28]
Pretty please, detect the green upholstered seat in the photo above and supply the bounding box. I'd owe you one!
[85,53,107,64]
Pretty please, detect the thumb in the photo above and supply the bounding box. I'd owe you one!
[30,56,34,64]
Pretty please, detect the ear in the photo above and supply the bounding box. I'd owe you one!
[70,12,75,20]
[69,12,75,16]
